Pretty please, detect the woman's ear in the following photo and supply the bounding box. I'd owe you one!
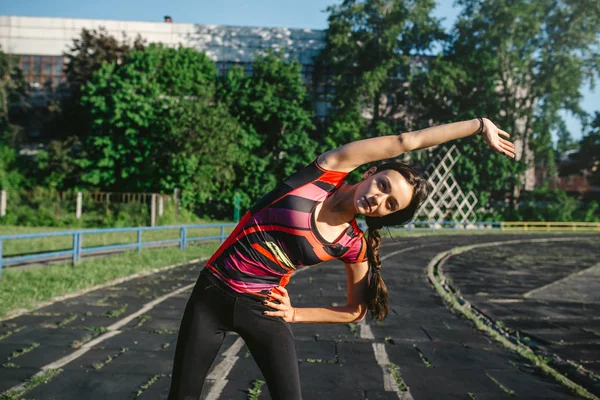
[362,166,377,180]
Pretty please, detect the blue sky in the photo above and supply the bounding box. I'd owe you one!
[3,0,597,140]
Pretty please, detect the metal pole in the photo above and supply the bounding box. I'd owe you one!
[72,233,79,265]
[137,230,143,253]
[0,240,3,278]
[76,232,82,262]
[220,226,225,243]
[180,227,186,250]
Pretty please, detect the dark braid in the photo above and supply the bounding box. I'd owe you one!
[365,223,388,320]
[363,162,430,321]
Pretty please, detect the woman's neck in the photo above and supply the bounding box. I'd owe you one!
[318,183,357,226]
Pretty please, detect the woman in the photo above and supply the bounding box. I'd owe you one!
[168,118,515,400]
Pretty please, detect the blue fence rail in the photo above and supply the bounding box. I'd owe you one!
[0,223,237,278]
[0,221,503,278]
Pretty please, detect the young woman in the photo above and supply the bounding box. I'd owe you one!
[168,118,515,400]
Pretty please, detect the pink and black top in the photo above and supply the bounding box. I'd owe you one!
[206,160,368,298]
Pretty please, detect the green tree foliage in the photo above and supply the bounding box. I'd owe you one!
[0,47,26,191]
[65,27,145,102]
[79,44,247,217]
[320,0,445,144]
[452,0,600,193]
[32,28,147,188]
[218,52,317,209]
[569,112,600,186]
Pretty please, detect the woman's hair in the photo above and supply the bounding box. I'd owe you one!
[363,162,430,320]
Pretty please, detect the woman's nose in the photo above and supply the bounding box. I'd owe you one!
[373,193,385,206]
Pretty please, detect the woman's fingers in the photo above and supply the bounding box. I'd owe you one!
[275,286,288,295]
[499,142,516,158]
[263,300,285,310]
[500,137,515,149]
[268,292,284,301]
[498,129,511,138]
[263,310,284,317]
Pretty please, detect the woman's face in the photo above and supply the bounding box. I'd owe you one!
[354,168,415,217]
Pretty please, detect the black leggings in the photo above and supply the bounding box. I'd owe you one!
[168,269,302,400]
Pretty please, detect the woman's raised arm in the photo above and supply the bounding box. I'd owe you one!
[317,118,516,172]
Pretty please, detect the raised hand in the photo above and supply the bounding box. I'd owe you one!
[481,118,516,158]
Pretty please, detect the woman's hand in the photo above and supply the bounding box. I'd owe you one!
[263,286,295,322]
[481,118,516,158]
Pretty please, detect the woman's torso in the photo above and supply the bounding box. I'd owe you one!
[205,161,367,298]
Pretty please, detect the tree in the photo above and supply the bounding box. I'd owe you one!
[452,0,600,200]
[319,0,446,144]
[218,52,318,207]
[0,47,26,191]
[79,44,247,217]
[65,27,145,101]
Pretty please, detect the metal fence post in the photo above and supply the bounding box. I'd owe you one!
[137,229,143,253]
[0,239,3,278]
[220,226,225,243]
[72,233,79,265]
[180,227,186,250]
[77,232,83,262]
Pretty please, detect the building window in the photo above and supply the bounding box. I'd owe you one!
[301,64,314,85]
[18,55,67,88]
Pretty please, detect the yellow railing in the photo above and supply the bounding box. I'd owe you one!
[501,221,600,232]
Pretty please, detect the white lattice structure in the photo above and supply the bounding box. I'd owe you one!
[415,145,478,223]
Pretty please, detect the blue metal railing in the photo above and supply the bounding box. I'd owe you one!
[0,221,502,278]
[0,223,236,278]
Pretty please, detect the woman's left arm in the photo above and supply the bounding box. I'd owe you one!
[317,118,516,173]
[264,261,369,323]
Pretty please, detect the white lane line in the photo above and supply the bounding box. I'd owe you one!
[2,282,196,396]
[205,337,245,400]
[368,246,420,398]
[372,343,414,400]
[523,262,600,298]
[359,319,375,339]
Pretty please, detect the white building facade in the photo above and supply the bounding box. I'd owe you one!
[0,15,326,89]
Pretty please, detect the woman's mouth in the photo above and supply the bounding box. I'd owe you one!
[362,196,371,213]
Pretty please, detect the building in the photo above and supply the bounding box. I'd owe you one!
[0,15,326,93]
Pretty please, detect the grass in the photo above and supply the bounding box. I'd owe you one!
[386,363,409,392]
[0,243,219,319]
[135,374,168,398]
[486,373,515,396]
[0,224,233,257]
[247,379,265,400]
[92,347,128,370]
[3,342,40,366]
[0,368,62,400]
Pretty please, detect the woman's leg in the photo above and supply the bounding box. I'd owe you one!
[168,274,233,400]
[234,300,302,400]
